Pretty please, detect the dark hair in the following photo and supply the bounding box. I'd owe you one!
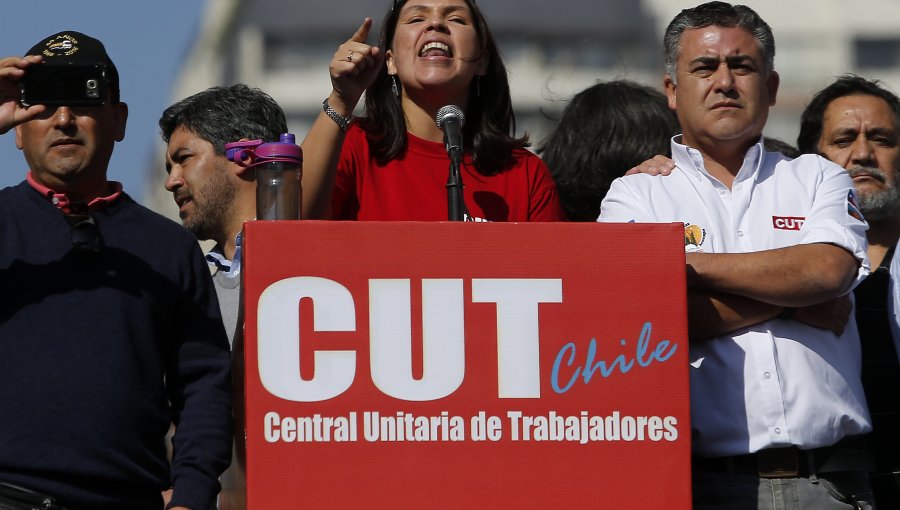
[538,80,680,221]
[664,1,774,80]
[797,74,900,154]
[762,137,800,158]
[361,0,528,176]
[158,84,288,154]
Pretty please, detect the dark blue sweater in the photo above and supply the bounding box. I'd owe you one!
[0,182,232,509]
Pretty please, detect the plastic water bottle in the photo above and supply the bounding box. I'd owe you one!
[256,136,302,220]
[225,133,303,220]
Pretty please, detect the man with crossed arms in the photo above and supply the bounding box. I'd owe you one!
[600,2,875,508]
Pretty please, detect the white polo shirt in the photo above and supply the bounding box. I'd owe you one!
[599,136,872,457]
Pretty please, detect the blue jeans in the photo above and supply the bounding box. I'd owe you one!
[693,471,876,509]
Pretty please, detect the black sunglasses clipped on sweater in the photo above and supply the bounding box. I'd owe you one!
[69,215,104,252]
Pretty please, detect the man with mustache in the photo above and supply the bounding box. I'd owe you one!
[158,84,289,504]
[159,84,288,346]
[600,3,875,508]
[0,31,232,509]
[797,74,900,508]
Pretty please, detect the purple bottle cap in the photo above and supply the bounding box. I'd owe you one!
[254,132,302,164]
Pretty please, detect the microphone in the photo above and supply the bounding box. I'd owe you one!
[436,105,467,221]
[435,105,465,157]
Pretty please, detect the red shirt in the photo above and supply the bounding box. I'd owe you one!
[332,125,565,222]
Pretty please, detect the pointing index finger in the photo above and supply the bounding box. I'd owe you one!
[350,17,373,43]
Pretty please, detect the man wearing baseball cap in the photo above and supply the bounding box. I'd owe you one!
[0,31,232,510]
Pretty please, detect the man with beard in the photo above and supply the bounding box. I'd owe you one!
[797,74,900,508]
[160,84,288,345]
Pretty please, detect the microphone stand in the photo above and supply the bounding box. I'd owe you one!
[446,148,466,221]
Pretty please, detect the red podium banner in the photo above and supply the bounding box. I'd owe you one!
[240,221,691,509]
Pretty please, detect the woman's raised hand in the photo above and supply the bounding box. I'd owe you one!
[329,18,385,114]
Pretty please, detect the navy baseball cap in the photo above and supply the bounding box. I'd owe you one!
[25,31,120,103]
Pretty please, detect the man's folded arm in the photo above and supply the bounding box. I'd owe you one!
[686,243,859,308]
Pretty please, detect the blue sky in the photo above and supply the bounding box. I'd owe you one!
[0,0,203,205]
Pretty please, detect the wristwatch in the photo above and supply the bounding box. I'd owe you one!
[322,98,354,132]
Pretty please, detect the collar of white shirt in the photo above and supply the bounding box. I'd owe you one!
[670,134,766,185]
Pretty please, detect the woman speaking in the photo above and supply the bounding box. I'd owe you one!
[301,0,564,222]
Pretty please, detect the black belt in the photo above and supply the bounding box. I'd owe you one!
[693,437,875,479]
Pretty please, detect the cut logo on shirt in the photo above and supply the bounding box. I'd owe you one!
[684,223,706,251]
[772,216,805,231]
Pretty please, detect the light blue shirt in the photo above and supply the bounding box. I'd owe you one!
[205,231,242,279]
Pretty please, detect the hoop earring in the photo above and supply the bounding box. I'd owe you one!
[391,75,400,97]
